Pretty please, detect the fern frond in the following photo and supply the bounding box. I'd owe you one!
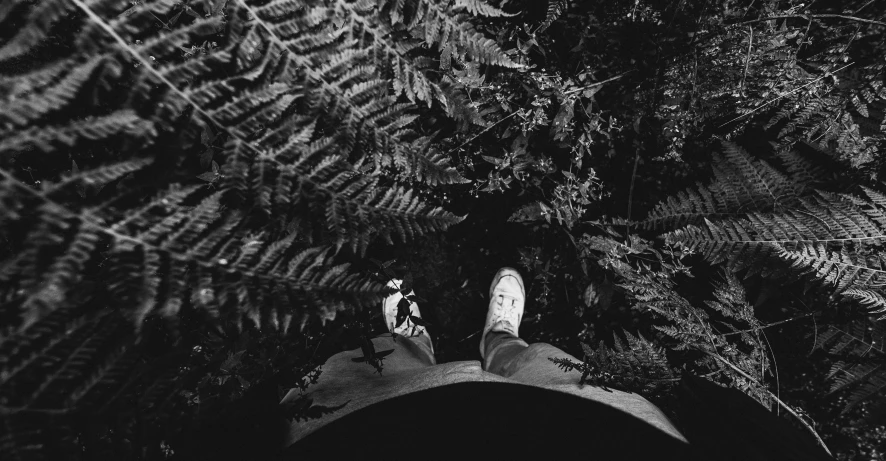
[666,186,886,278]
[0,0,478,456]
[843,289,886,318]
[238,0,475,185]
[575,330,677,395]
[405,137,471,186]
[0,111,155,157]
[0,0,76,61]
[814,319,886,412]
[537,0,568,34]
[453,0,516,17]
[641,141,804,230]
[772,144,833,188]
[393,0,521,68]
[615,260,772,403]
[777,243,886,292]
[2,57,107,128]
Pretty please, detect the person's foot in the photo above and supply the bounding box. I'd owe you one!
[480,267,525,360]
[382,279,427,337]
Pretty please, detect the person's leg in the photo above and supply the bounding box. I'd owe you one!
[355,277,435,371]
[482,330,686,441]
[332,330,435,375]
[480,268,687,442]
[483,330,576,384]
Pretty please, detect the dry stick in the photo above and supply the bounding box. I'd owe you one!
[703,351,833,456]
[740,26,753,94]
[854,0,877,14]
[625,148,641,238]
[718,61,855,128]
[742,0,756,18]
[760,329,780,416]
[563,71,631,96]
[795,16,813,60]
[715,311,818,337]
[734,13,886,27]
[444,110,520,158]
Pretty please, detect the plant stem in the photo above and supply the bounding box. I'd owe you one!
[444,110,521,158]
[733,14,886,27]
[704,351,832,456]
[563,71,632,96]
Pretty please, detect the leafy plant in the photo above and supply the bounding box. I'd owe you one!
[0,0,518,457]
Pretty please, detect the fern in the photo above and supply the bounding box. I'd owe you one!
[652,142,886,318]
[549,330,678,395]
[813,319,886,413]
[766,50,886,171]
[536,0,568,34]
[379,0,521,68]
[640,141,806,231]
[579,234,773,406]
[666,188,886,282]
[640,140,886,426]
[0,0,505,456]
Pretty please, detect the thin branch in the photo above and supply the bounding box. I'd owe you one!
[742,0,756,18]
[718,62,854,127]
[563,71,632,96]
[740,26,753,94]
[625,148,641,238]
[443,110,520,158]
[760,329,779,415]
[795,16,813,60]
[717,312,818,337]
[733,14,886,27]
[854,0,877,14]
[704,351,833,456]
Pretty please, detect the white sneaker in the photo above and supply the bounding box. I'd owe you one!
[480,267,525,360]
[382,279,427,338]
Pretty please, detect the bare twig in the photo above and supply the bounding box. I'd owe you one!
[707,311,818,337]
[563,71,632,96]
[795,16,813,60]
[443,110,520,158]
[742,0,756,18]
[625,147,641,238]
[854,0,877,14]
[458,329,482,343]
[733,14,886,27]
[740,26,753,94]
[760,329,779,415]
[704,351,832,456]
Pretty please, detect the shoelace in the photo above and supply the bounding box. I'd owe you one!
[492,294,519,332]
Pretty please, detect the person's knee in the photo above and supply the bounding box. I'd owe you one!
[525,343,579,364]
[526,343,563,356]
